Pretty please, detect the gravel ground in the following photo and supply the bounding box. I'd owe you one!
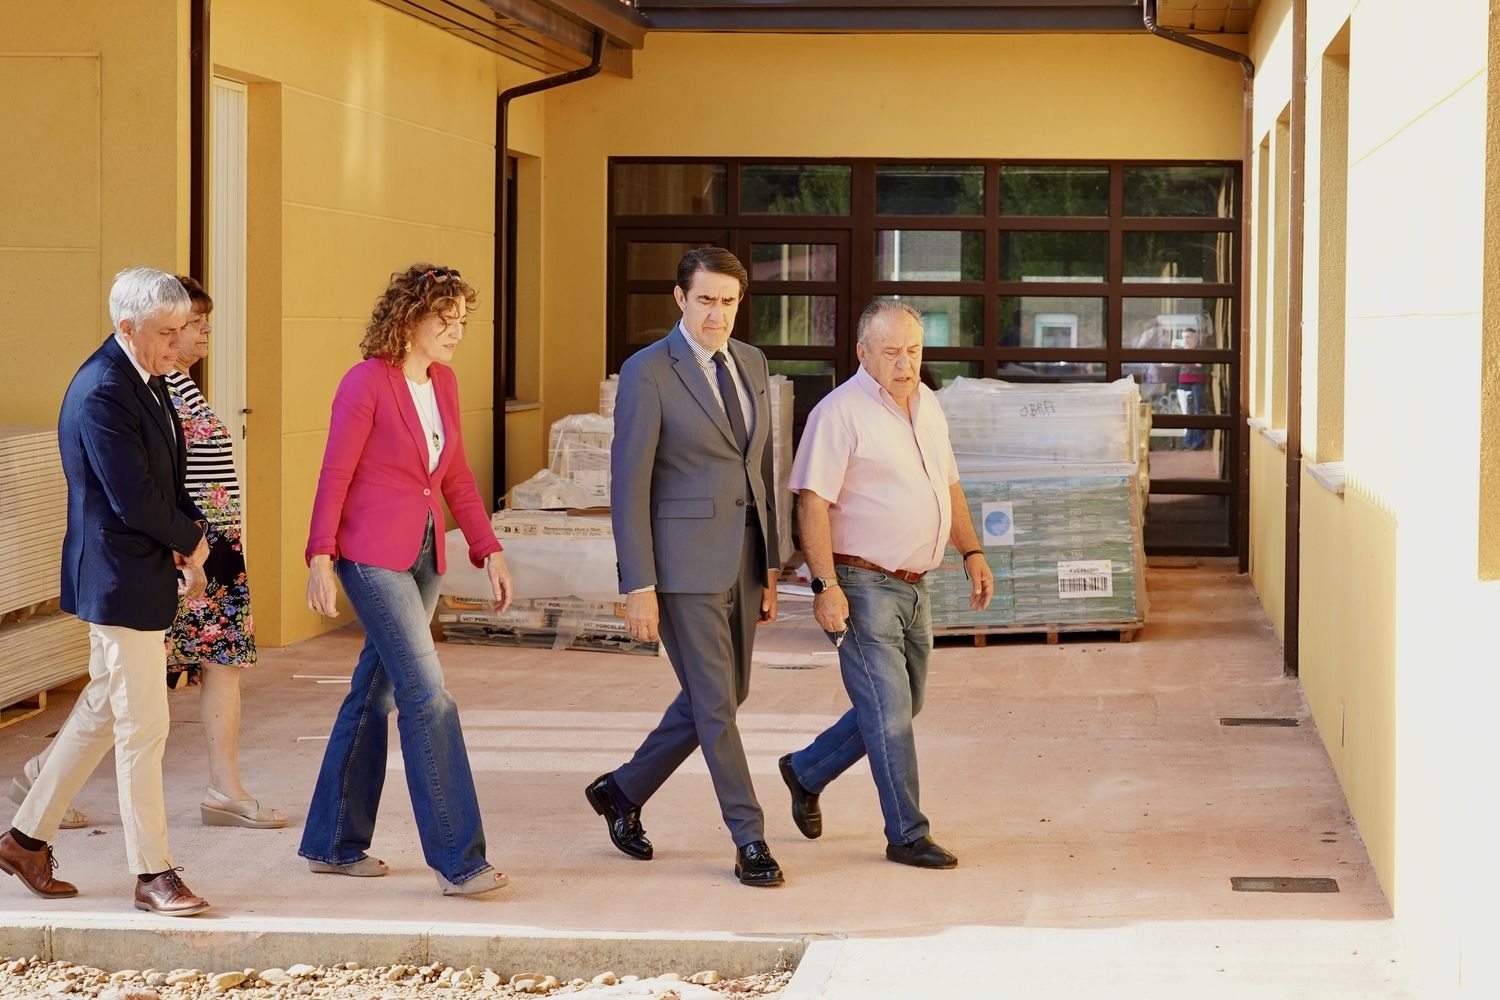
[0,957,792,999]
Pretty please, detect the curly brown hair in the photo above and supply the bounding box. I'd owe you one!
[359,263,479,366]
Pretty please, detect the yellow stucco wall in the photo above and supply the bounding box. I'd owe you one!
[211,0,543,644]
[1252,0,1500,994]
[0,0,189,428]
[1247,431,1285,636]
[537,31,1246,428]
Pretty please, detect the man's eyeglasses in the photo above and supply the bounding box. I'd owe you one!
[417,267,461,284]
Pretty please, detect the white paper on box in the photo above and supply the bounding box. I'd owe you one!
[1057,560,1113,599]
[981,501,1015,547]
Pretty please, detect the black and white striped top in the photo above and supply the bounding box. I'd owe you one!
[165,370,242,527]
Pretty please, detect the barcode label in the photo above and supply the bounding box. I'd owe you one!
[1057,560,1113,598]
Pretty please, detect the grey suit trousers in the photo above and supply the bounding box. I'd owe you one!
[614,523,766,847]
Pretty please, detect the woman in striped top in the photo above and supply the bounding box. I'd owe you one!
[163,276,286,829]
[8,277,286,832]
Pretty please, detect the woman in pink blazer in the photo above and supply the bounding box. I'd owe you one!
[299,264,512,896]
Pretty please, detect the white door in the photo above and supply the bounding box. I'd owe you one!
[211,78,249,533]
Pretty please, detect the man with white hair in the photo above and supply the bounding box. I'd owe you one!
[0,267,213,916]
[777,298,994,870]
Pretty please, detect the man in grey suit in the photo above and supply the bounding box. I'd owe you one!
[587,247,784,887]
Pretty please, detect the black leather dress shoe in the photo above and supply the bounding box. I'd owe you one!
[778,754,821,840]
[734,840,785,887]
[584,774,653,860]
[885,835,958,870]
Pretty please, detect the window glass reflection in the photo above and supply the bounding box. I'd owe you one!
[741,165,852,215]
[1000,165,1109,216]
[922,361,982,388]
[1123,298,1232,351]
[876,165,984,215]
[1144,429,1229,479]
[892,295,982,347]
[876,231,983,281]
[1123,232,1233,284]
[751,295,837,346]
[614,163,725,214]
[751,243,837,282]
[995,361,1108,383]
[1002,231,1107,282]
[1124,166,1234,218]
[628,242,715,280]
[998,297,1106,349]
[1123,363,1230,417]
[626,293,680,345]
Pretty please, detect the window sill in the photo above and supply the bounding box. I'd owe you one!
[505,399,541,413]
[1306,461,1346,498]
[1247,418,1287,453]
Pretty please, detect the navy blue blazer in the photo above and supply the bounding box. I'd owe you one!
[58,336,206,631]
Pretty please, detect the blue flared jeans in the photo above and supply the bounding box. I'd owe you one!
[298,517,490,883]
[789,563,933,846]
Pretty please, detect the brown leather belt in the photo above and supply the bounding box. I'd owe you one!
[832,553,926,584]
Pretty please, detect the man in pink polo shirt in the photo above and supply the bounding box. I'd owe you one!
[777,298,993,870]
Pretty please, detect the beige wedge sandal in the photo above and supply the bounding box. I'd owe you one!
[200,786,289,829]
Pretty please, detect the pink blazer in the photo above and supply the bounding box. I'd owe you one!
[305,358,500,573]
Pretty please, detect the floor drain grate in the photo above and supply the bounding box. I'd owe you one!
[1219,717,1299,727]
[1231,876,1339,893]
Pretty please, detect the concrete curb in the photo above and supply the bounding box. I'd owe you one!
[0,915,804,981]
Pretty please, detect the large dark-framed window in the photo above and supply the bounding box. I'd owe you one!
[607,158,1241,556]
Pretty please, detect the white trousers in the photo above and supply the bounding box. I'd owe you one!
[13,622,173,874]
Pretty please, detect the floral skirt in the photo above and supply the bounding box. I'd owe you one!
[167,520,257,677]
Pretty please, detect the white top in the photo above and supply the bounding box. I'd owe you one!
[789,366,960,574]
[406,376,444,474]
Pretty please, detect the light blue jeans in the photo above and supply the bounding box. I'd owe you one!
[789,563,933,846]
[298,517,491,883]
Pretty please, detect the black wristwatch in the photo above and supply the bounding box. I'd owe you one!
[810,577,839,595]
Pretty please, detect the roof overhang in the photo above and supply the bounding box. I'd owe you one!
[631,0,1149,32]
[371,0,649,75]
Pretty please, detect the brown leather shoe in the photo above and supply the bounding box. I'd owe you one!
[0,830,78,899]
[134,868,209,917]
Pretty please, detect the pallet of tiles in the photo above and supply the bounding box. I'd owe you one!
[927,462,1147,634]
[437,595,660,657]
[0,427,67,615]
[768,374,795,568]
[0,610,90,726]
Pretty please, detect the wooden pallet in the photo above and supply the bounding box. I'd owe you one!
[932,621,1142,647]
[0,689,46,732]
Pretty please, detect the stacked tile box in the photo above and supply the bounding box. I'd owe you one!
[439,510,658,656]
[1,428,89,717]
[560,373,795,568]
[929,380,1149,634]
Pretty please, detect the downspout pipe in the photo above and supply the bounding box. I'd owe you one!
[1281,0,1307,677]
[188,0,211,386]
[493,31,604,506]
[1142,0,1255,577]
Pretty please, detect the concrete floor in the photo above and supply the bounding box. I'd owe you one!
[0,562,1414,996]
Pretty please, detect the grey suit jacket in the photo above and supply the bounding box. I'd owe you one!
[611,325,779,594]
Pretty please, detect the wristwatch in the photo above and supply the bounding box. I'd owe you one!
[810,577,840,595]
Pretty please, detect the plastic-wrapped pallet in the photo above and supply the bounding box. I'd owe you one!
[599,375,619,418]
[768,374,795,567]
[547,413,613,508]
[937,376,1142,464]
[439,512,660,655]
[0,428,67,614]
[437,595,658,656]
[928,462,1147,630]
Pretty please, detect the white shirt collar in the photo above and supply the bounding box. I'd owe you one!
[112,332,154,384]
[852,364,922,419]
[681,325,732,366]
